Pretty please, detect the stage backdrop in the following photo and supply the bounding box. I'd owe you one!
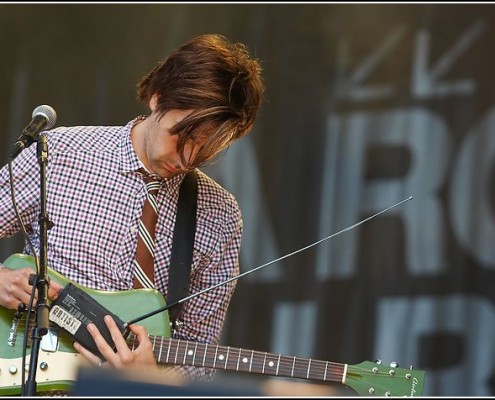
[0,3,494,396]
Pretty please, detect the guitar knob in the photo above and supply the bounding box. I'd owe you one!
[409,365,414,370]
[374,359,382,365]
[389,361,399,368]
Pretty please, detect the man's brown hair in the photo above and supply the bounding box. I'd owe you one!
[137,34,265,168]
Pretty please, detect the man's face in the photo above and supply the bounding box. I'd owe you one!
[143,108,201,179]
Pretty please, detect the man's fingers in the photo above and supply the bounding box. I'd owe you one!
[48,281,63,301]
[130,323,148,342]
[86,321,124,366]
[18,292,37,309]
[73,342,101,366]
[104,315,129,352]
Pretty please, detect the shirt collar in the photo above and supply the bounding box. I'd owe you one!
[119,116,187,194]
[120,116,146,176]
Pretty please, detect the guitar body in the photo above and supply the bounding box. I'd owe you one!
[0,253,170,395]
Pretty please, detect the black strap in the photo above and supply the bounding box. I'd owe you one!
[167,170,198,329]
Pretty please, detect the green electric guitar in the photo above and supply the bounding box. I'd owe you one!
[0,253,426,396]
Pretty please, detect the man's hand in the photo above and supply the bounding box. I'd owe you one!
[0,267,63,309]
[73,315,158,370]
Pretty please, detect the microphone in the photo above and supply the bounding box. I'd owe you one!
[10,105,57,160]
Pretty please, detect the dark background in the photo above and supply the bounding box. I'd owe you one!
[1,3,495,396]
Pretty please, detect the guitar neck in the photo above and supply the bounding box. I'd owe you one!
[128,334,346,383]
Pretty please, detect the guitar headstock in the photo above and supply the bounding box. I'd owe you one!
[345,360,425,397]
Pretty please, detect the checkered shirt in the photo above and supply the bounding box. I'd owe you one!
[0,117,242,380]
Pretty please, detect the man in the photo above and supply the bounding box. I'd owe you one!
[0,33,264,381]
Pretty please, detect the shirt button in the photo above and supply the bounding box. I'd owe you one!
[130,225,137,234]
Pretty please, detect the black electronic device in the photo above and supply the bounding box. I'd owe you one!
[49,283,126,360]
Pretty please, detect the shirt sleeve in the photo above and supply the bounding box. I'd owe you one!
[167,199,243,381]
[0,145,40,239]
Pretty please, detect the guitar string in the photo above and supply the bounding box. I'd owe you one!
[129,334,405,380]
[13,321,410,381]
[11,322,406,396]
[15,320,346,377]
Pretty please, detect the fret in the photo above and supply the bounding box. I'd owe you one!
[212,345,219,368]
[192,342,198,366]
[157,336,163,362]
[323,361,328,381]
[307,358,312,379]
[291,356,296,377]
[182,341,188,365]
[262,352,267,374]
[174,339,180,364]
[165,338,172,363]
[249,349,254,372]
[224,346,230,369]
[276,354,281,375]
[202,343,208,367]
[236,347,241,371]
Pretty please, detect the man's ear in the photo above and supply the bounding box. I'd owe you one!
[149,94,158,112]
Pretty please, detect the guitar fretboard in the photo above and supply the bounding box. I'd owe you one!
[127,334,346,383]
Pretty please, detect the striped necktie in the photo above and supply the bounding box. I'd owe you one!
[133,170,161,289]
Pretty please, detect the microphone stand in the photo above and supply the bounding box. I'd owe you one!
[22,134,52,396]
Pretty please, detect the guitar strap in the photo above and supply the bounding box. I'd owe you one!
[166,170,198,331]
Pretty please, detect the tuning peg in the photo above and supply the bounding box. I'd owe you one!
[374,359,382,365]
[409,365,414,370]
[389,361,399,368]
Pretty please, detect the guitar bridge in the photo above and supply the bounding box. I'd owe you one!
[7,317,20,347]
[7,304,28,347]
